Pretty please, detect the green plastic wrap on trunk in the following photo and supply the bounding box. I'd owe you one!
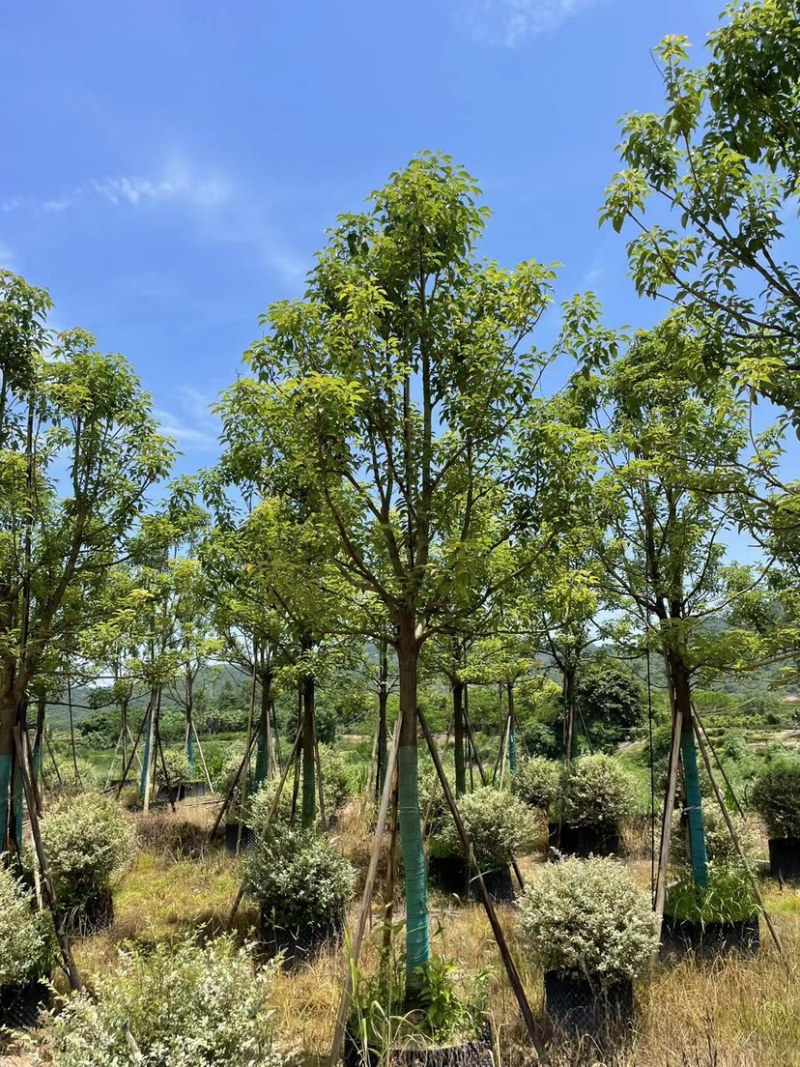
[0,753,12,848]
[680,723,708,888]
[508,723,517,773]
[398,744,430,989]
[186,727,195,779]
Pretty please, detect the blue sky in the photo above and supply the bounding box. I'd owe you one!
[1,0,723,476]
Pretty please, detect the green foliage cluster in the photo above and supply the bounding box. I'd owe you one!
[671,802,758,870]
[576,657,644,749]
[557,755,637,828]
[39,794,135,907]
[752,758,800,838]
[155,748,193,787]
[432,786,537,868]
[244,825,355,936]
[318,743,355,812]
[520,857,657,983]
[511,756,560,811]
[29,936,283,1067]
[0,865,54,986]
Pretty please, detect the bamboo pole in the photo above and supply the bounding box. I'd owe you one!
[13,725,82,992]
[693,704,745,818]
[208,729,260,842]
[191,720,214,791]
[653,702,684,943]
[418,707,547,1062]
[382,767,400,952]
[229,722,305,921]
[329,714,401,1067]
[113,701,149,799]
[692,716,783,955]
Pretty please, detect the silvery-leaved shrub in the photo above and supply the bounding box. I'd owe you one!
[432,786,537,868]
[29,936,283,1067]
[556,755,635,828]
[0,863,53,986]
[245,824,355,936]
[248,776,293,833]
[511,757,560,812]
[752,757,800,839]
[42,757,99,798]
[155,748,192,787]
[39,794,135,907]
[318,744,355,812]
[520,857,657,984]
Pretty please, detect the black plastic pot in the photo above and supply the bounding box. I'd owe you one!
[157,781,206,803]
[0,979,50,1030]
[768,838,800,883]
[223,822,256,854]
[660,914,760,959]
[344,1025,493,1067]
[259,909,344,967]
[548,822,621,858]
[428,855,516,903]
[543,971,633,1039]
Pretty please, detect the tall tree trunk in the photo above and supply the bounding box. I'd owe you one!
[453,678,466,797]
[185,668,195,779]
[376,638,389,801]
[254,669,272,788]
[396,610,430,1001]
[139,691,156,800]
[506,682,517,774]
[301,643,316,829]
[670,654,708,887]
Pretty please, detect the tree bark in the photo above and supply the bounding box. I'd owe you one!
[506,682,518,774]
[254,669,272,788]
[670,653,708,887]
[185,668,195,779]
[301,653,316,829]
[376,638,389,801]
[396,609,430,1001]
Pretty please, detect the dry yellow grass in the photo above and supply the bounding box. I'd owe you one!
[9,801,800,1067]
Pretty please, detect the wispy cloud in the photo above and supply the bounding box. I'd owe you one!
[92,157,230,210]
[457,0,600,46]
[0,241,19,272]
[155,386,221,454]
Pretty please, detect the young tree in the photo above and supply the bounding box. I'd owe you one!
[0,273,173,850]
[602,0,800,423]
[580,316,757,889]
[219,155,563,997]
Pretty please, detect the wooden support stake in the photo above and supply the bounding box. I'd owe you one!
[382,765,400,952]
[208,729,261,842]
[13,726,82,992]
[329,714,401,1067]
[653,701,683,943]
[418,707,547,1063]
[693,716,783,956]
[229,722,305,920]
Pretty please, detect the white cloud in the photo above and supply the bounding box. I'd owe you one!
[458,0,600,46]
[92,157,230,210]
[155,407,220,452]
[2,197,23,213]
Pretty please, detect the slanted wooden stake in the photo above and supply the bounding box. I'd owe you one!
[418,708,547,1063]
[329,714,401,1067]
[653,701,683,944]
[228,722,304,920]
[692,715,783,956]
[208,729,260,842]
[13,726,81,992]
[382,766,400,952]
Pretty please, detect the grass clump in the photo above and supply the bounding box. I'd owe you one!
[665,864,759,924]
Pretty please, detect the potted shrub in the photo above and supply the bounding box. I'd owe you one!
[0,865,54,1030]
[551,755,635,856]
[752,757,800,882]
[429,786,536,902]
[244,824,355,964]
[155,748,194,803]
[511,756,560,813]
[662,863,760,958]
[39,794,135,936]
[520,856,656,1039]
[319,743,355,824]
[28,935,282,1066]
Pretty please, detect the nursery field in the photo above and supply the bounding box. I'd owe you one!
[4,0,800,1064]
[4,794,800,1067]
